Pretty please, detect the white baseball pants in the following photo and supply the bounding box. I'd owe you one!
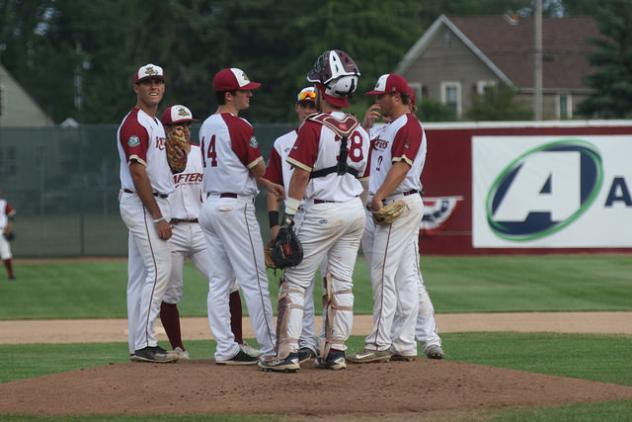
[199,196,276,361]
[283,198,366,354]
[165,222,238,305]
[362,193,422,354]
[120,192,172,353]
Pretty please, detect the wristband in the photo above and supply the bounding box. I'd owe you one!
[153,217,165,224]
[284,197,301,217]
[268,211,279,228]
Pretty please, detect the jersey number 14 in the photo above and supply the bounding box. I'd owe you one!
[201,135,218,167]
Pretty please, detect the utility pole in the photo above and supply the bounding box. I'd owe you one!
[534,0,543,120]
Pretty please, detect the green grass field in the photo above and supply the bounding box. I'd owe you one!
[1,254,631,421]
[0,255,630,319]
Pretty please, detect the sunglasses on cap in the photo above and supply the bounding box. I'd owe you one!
[297,90,317,103]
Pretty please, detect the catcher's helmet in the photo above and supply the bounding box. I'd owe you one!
[307,50,360,105]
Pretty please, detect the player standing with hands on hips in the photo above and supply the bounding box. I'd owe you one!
[348,73,429,363]
[259,50,370,372]
[198,68,281,365]
[118,64,183,363]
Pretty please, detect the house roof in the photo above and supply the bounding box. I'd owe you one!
[397,15,600,91]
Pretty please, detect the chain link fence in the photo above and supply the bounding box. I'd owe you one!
[0,123,293,257]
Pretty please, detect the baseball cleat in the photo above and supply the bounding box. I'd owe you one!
[216,348,259,365]
[315,350,346,370]
[258,352,300,373]
[132,346,179,363]
[297,347,317,363]
[173,347,190,360]
[424,344,444,360]
[390,353,416,362]
[240,342,263,358]
[347,349,391,364]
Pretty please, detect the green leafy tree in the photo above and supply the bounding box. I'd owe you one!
[575,0,632,118]
[416,98,457,122]
[466,84,531,121]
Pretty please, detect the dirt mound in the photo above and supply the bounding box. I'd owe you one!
[1,359,631,417]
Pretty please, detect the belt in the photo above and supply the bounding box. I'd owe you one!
[123,189,168,199]
[314,199,338,204]
[220,193,238,198]
[170,218,198,224]
[402,190,419,196]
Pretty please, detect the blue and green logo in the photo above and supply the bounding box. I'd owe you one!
[486,139,604,241]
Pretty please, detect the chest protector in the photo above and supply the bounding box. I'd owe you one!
[306,113,360,179]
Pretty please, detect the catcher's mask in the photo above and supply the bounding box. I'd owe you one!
[307,50,360,108]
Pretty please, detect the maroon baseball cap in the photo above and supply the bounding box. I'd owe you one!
[366,73,409,96]
[134,64,164,83]
[161,105,194,126]
[212,68,262,91]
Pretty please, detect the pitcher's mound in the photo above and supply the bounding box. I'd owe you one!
[1,359,631,416]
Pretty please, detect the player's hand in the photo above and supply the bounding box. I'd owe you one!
[370,195,384,212]
[270,225,281,241]
[362,104,382,130]
[266,181,285,199]
[155,219,172,240]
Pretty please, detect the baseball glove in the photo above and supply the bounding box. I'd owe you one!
[165,126,189,174]
[372,200,406,224]
[3,232,15,242]
[269,223,303,269]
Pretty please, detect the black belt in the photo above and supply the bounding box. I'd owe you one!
[220,193,238,198]
[402,190,419,196]
[314,199,338,204]
[123,189,168,199]
[170,218,198,224]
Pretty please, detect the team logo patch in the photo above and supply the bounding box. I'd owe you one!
[127,136,140,147]
[485,139,604,241]
[249,136,258,148]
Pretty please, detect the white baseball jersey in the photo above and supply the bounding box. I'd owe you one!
[169,145,204,220]
[199,113,263,196]
[287,111,370,202]
[117,107,173,195]
[368,112,426,197]
[264,129,297,192]
[0,199,14,231]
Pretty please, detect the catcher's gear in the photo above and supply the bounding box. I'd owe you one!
[270,223,303,269]
[372,200,406,224]
[3,232,15,241]
[307,50,360,99]
[165,126,189,174]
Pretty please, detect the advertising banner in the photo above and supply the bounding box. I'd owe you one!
[472,136,632,247]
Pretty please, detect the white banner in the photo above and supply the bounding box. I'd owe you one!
[472,135,632,247]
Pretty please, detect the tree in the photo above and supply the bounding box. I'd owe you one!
[466,84,531,121]
[417,98,457,122]
[575,0,632,118]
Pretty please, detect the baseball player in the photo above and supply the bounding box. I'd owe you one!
[118,64,179,363]
[0,193,16,281]
[158,105,259,360]
[198,67,281,365]
[348,73,427,364]
[361,88,444,360]
[259,50,370,372]
[264,87,320,363]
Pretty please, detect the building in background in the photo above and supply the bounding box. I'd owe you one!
[397,15,599,120]
[0,65,53,127]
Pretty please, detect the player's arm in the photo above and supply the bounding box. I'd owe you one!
[371,161,409,212]
[284,167,310,222]
[251,160,285,199]
[129,161,172,240]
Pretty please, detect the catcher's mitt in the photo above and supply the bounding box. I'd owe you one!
[165,126,189,174]
[372,200,406,225]
[269,223,303,269]
[3,232,15,242]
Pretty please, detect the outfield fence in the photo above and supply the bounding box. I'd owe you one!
[0,123,293,257]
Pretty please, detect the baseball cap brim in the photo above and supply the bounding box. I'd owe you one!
[239,81,261,90]
[365,90,385,96]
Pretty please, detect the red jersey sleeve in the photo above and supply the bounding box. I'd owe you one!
[5,203,15,217]
[391,114,422,166]
[119,110,150,166]
[287,120,321,172]
[264,147,284,185]
[224,114,263,168]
